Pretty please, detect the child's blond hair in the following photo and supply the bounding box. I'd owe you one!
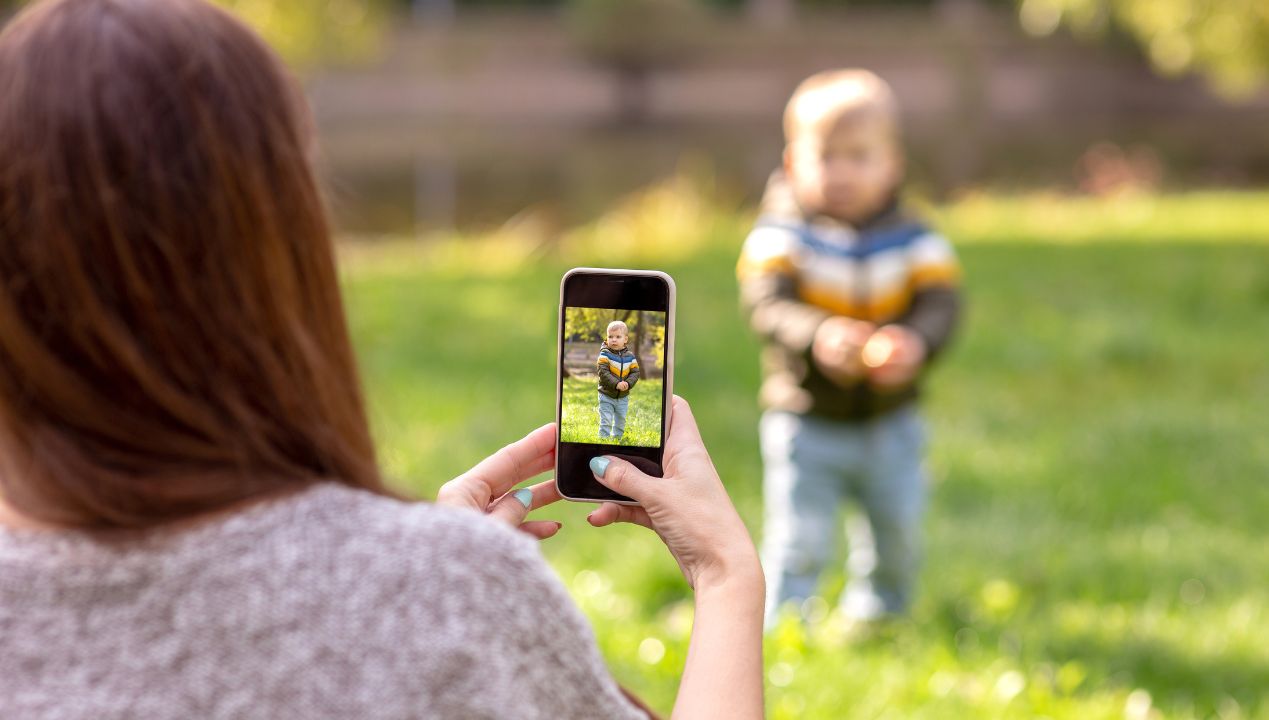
[783,69,899,144]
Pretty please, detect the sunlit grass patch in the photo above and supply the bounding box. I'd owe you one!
[340,188,1269,719]
[560,377,663,447]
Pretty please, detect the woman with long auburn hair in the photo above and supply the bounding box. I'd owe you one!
[0,0,764,718]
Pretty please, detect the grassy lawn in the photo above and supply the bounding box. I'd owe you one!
[560,376,664,446]
[338,189,1269,719]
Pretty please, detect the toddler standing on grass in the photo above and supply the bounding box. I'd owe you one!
[596,320,640,442]
[737,70,963,629]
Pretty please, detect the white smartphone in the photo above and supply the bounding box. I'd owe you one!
[555,268,675,504]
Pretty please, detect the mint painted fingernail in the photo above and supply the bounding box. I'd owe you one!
[512,488,533,509]
[589,457,611,477]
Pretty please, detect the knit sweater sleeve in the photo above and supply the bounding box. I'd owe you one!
[625,353,640,389]
[899,286,961,362]
[736,225,828,355]
[0,483,651,720]
[897,231,963,362]
[597,351,620,392]
[397,507,650,720]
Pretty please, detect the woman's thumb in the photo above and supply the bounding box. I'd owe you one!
[589,456,647,500]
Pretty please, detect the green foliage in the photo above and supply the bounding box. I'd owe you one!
[210,0,388,65]
[565,307,666,367]
[1017,0,1269,95]
[564,306,615,342]
[341,189,1269,718]
[560,377,663,446]
[3,0,387,64]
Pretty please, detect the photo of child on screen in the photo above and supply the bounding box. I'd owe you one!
[596,320,640,442]
[560,308,665,448]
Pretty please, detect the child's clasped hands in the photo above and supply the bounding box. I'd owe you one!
[812,317,926,391]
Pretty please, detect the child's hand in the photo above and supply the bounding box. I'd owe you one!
[617,381,629,391]
[862,324,927,390]
[812,316,875,386]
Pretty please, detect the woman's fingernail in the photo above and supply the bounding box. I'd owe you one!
[512,488,533,509]
[589,457,611,477]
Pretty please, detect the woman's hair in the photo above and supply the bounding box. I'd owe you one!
[0,0,398,529]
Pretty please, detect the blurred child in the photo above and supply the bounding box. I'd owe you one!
[737,70,963,628]
[596,320,640,442]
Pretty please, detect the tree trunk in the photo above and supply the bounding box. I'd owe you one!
[412,0,455,26]
[633,310,645,360]
[747,0,795,28]
[615,66,652,124]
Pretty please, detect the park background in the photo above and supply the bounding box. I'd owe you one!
[560,306,666,446]
[5,0,1266,717]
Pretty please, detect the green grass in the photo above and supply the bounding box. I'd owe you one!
[560,377,663,446]
[339,188,1269,719]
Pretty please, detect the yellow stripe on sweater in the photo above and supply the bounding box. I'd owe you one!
[598,358,637,378]
[798,285,866,318]
[868,285,914,322]
[736,253,796,280]
[799,283,917,323]
[910,262,961,288]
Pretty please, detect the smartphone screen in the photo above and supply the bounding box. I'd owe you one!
[556,269,674,503]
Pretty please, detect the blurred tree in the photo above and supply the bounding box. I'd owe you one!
[565,0,706,123]
[409,0,454,24]
[564,306,666,369]
[642,310,667,367]
[746,0,795,27]
[564,307,620,342]
[1017,0,1269,95]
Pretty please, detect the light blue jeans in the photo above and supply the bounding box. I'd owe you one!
[597,392,629,440]
[759,405,927,628]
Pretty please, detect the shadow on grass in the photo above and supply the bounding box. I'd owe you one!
[1043,631,1268,714]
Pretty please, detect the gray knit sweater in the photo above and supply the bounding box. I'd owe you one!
[0,482,648,719]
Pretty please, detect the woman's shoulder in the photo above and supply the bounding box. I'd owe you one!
[0,481,645,720]
[0,480,542,599]
[297,484,647,719]
[245,482,563,637]
[298,481,543,576]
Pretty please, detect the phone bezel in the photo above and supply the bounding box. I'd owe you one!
[555,268,675,505]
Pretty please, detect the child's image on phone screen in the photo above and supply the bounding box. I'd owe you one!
[556,269,674,503]
[560,308,667,449]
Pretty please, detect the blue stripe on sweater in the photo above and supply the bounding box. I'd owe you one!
[754,217,927,260]
[600,350,637,364]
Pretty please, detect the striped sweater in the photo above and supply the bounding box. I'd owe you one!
[737,171,962,420]
[597,343,640,399]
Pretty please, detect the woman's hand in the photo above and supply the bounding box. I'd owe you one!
[436,423,564,540]
[586,396,761,592]
[589,396,765,719]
